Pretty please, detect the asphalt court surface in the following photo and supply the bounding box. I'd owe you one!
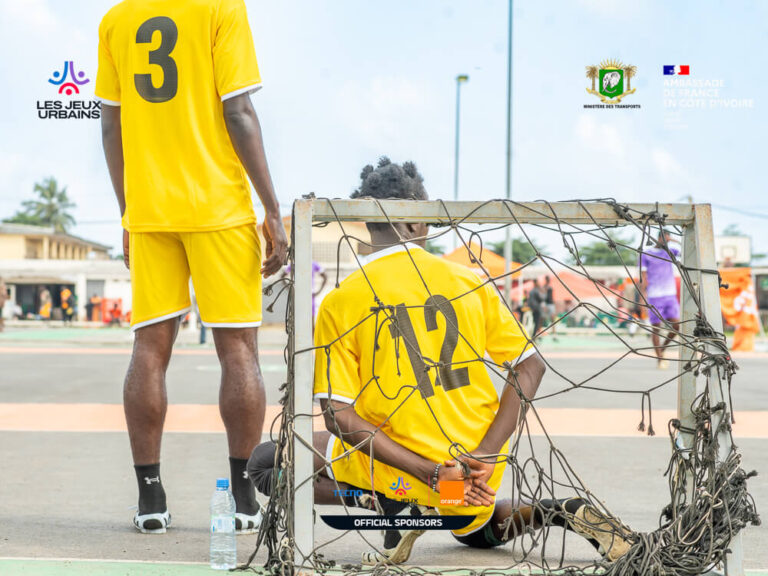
[0,327,765,571]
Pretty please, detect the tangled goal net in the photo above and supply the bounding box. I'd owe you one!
[246,198,758,576]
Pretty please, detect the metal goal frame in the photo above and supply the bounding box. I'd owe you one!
[289,198,744,576]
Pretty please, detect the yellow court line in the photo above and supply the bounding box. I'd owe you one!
[0,404,766,438]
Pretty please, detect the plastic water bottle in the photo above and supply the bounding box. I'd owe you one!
[210,477,236,570]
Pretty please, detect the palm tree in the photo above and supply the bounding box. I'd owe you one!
[624,65,637,91]
[13,178,76,232]
[585,66,598,91]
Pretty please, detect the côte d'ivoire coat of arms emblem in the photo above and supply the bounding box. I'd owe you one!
[586,59,637,103]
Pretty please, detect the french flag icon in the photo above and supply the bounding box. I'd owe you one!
[663,65,690,75]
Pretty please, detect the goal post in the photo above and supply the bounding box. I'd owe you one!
[288,198,744,575]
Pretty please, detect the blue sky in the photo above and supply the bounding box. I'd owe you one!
[0,0,766,257]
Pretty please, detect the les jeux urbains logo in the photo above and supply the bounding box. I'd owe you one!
[390,477,412,497]
[37,60,101,120]
[584,58,640,109]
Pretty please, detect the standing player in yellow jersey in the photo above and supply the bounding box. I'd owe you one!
[247,158,632,564]
[96,0,287,534]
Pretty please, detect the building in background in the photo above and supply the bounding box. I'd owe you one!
[0,223,124,322]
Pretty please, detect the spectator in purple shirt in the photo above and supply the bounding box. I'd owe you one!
[639,230,681,369]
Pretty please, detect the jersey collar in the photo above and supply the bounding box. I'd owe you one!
[359,242,424,266]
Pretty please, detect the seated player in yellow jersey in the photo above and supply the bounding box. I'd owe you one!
[97,0,287,534]
[248,158,632,564]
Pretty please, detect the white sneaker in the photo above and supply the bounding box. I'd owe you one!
[133,510,171,534]
[361,505,438,565]
[235,509,263,535]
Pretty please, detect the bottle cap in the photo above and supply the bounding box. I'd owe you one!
[216,477,229,490]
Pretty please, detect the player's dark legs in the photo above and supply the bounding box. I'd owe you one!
[490,500,540,540]
[247,431,369,506]
[651,319,679,360]
[125,317,179,464]
[213,327,265,515]
[313,430,353,504]
[662,319,680,351]
[124,316,180,515]
[213,326,265,457]
[651,324,664,359]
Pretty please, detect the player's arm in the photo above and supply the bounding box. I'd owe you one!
[639,271,648,297]
[452,353,545,493]
[100,105,129,269]
[223,94,287,277]
[321,398,492,506]
[477,353,546,455]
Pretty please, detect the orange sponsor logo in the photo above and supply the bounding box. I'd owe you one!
[438,480,464,506]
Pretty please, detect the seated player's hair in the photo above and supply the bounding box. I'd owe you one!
[351,157,428,233]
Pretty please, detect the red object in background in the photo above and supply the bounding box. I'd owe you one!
[100,298,123,324]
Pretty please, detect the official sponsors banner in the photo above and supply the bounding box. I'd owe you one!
[320,515,475,531]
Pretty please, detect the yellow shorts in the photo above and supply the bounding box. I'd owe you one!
[325,435,507,536]
[129,224,262,330]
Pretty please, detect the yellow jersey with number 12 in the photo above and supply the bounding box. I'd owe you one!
[313,244,535,530]
[96,0,261,233]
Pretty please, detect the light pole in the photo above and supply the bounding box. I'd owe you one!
[503,0,514,302]
[453,74,469,249]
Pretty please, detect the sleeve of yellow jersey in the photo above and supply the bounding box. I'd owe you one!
[214,0,262,101]
[312,302,361,405]
[483,283,537,367]
[95,15,121,106]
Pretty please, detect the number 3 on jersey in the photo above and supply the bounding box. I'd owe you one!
[389,295,471,399]
[135,16,178,103]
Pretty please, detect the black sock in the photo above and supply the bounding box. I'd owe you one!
[230,457,259,516]
[134,463,166,515]
[538,498,601,552]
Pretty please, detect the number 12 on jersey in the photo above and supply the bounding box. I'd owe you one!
[388,295,471,399]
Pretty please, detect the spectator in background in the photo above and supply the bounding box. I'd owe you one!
[528,278,544,336]
[640,230,681,369]
[0,277,7,332]
[110,301,123,326]
[543,276,557,339]
[89,293,103,322]
[61,288,75,324]
[39,288,52,320]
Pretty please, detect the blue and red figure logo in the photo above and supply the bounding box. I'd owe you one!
[49,61,90,95]
[390,477,412,496]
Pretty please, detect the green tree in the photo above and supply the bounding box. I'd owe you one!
[489,237,543,263]
[567,232,638,266]
[4,177,76,232]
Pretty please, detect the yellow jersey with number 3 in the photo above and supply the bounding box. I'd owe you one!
[313,244,535,524]
[96,0,261,232]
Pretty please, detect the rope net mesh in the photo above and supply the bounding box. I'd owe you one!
[244,198,759,576]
